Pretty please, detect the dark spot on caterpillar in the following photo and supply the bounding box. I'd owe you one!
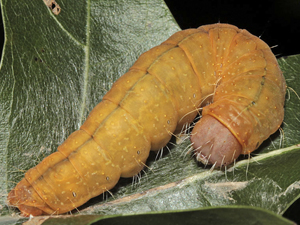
[261,76,266,85]
[72,192,76,197]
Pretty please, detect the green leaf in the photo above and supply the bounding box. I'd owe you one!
[40,206,296,225]
[0,0,300,224]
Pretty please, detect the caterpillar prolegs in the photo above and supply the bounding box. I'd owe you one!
[7,23,286,216]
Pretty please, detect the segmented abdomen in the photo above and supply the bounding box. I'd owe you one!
[7,23,285,216]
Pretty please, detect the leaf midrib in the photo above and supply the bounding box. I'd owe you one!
[45,0,91,127]
[78,0,91,126]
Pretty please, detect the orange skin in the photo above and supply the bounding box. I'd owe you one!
[8,23,286,216]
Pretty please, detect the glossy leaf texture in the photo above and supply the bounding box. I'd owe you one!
[0,0,299,224]
[36,206,297,225]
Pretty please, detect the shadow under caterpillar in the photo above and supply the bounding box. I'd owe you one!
[7,23,286,216]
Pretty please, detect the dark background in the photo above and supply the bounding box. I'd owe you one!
[165,0,300,57]
[0,0,299,223]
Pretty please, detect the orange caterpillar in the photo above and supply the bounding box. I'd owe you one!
[8,24,286,216]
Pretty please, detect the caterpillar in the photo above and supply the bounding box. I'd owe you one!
[7,23,286,217]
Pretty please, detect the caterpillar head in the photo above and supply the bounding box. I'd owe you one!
[7,179,51,216]
[191,115,242,167]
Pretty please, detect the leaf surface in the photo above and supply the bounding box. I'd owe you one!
[0,0,299,224]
